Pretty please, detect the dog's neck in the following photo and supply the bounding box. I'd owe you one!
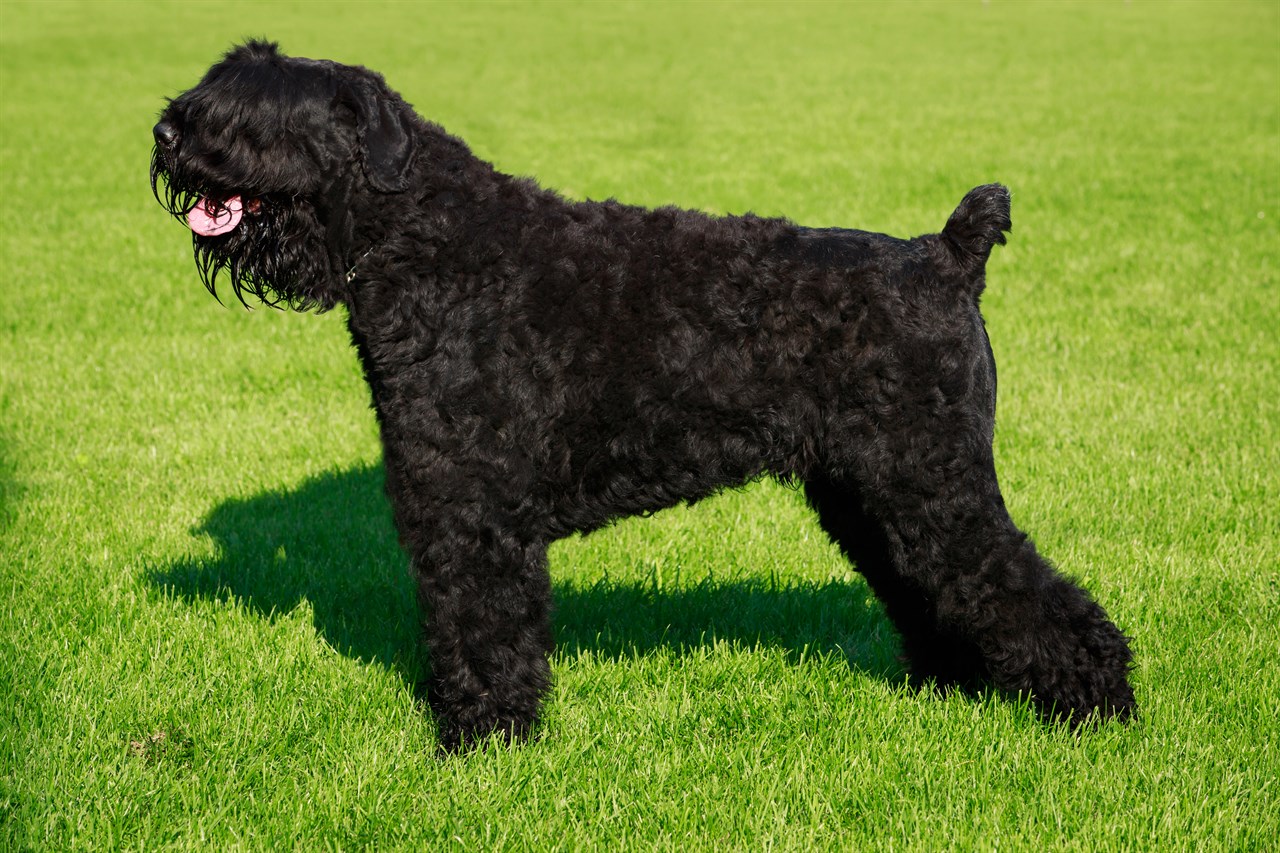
[340,122,538,288]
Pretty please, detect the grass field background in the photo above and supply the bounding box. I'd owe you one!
[2,1,1277,848]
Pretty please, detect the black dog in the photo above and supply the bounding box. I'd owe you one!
[152,41,1134,749]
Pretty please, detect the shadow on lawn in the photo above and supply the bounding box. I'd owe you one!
[149,466,899,691]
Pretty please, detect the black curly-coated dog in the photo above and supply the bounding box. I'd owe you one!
[151,41,1134,749]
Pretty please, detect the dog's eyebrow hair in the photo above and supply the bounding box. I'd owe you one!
[150,43,1134,750]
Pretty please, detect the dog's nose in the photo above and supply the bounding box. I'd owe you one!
[153,120,179,147]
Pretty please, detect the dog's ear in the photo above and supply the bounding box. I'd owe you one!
[340,79,417,193]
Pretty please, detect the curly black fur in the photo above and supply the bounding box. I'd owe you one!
[152,41,1135,749]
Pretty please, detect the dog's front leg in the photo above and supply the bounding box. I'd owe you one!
[410,525,554,752]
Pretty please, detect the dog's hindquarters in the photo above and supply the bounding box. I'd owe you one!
[806,187,1134,723]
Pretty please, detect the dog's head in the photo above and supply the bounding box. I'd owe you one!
[150,40,418,310]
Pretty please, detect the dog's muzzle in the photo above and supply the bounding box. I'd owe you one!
[150,119,261,238]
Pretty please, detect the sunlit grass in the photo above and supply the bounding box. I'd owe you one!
[2,1,1277,848]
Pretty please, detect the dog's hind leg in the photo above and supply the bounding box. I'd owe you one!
[817,437,1135,725]
[411,522,554,751]
[805,476,988,689]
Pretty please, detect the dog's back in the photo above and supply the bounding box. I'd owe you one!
[499,186,1012,535]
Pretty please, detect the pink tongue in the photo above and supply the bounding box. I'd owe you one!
[187,196,243,237]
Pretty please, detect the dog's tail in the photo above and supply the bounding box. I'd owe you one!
[940,184,1012,288]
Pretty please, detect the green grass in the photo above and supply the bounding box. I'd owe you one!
[2,0,1278,848]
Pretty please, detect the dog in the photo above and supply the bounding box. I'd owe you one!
[151,41,1135,749]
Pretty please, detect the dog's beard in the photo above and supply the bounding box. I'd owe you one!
[150,147,337,312]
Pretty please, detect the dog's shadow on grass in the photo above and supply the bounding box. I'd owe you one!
[149,466,900,691]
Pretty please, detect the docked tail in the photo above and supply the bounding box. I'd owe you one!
[940,184,1012,282]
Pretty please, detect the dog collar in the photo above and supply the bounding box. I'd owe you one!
[345,241,385,283]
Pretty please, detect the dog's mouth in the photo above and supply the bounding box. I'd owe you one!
[186,195,262,237]
[150,147,263,237]
[150,145,337,312]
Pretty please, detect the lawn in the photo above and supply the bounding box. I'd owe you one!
[2,1,1277,849]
